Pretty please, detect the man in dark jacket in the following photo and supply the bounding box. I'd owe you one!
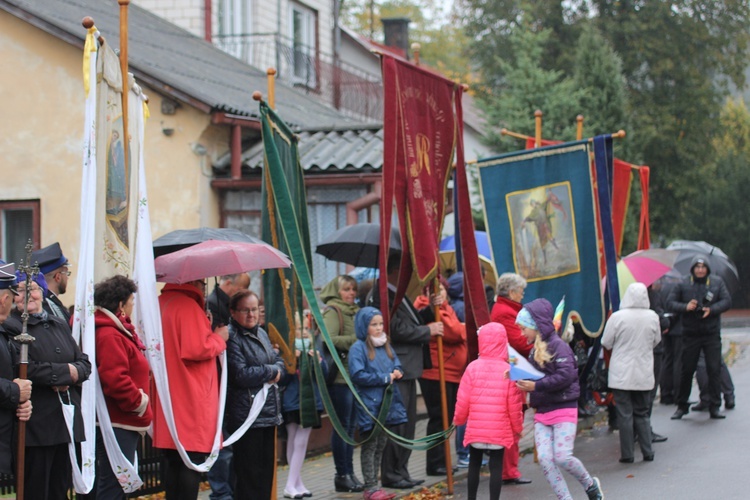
[368,257,443,489]
[0,263,32,475]
[31,242,72,323]
[667,255,732,420]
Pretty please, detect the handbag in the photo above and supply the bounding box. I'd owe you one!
[319,305,346,385]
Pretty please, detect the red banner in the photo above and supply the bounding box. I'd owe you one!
[382,55,456,286]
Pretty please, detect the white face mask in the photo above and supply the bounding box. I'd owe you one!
[371,332,388,347]
[295,337,311,351]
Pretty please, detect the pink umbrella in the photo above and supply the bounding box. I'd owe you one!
[615,249,679,297]
[154,240,292,284]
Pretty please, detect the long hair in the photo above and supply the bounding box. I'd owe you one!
[365,333,394,361]
[533,334,553,367]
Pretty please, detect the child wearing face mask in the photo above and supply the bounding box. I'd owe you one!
[280,311,327,498]
[348,307,407,500]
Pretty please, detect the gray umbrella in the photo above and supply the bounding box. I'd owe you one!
[666,240,741,296]
[153,227,265,257]
[315,222,401,268]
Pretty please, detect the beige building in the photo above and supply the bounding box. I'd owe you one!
[0,0,358,302]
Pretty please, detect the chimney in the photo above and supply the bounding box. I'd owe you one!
[381,17,411,60]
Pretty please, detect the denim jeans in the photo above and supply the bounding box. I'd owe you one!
[455,424,469,460]
[207,444,234,500]
[329,383,356,475]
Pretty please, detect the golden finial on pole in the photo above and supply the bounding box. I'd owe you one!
[411,42,421,65]
[576,115,584,141]
[266,68,277,109]
[252,91,263,102]
[534,110,543,148]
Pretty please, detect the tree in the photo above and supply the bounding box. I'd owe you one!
[678,98,750,305]
[592,1,750,237]
[341,0,473,82]
[477,19,584,152]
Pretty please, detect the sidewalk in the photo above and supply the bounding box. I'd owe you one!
[199,408,545,500]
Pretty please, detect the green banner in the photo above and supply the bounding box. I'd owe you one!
[259,101,452,449]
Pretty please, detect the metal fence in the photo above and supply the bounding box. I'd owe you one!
[214,32,383,122]
[0,434,165,497]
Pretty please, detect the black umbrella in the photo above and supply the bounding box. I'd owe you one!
[315,222,401,268]
[666,240,741,296]
[153,227,265,257]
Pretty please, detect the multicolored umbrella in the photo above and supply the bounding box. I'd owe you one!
[616,249,679,297]
[154,240,291,284]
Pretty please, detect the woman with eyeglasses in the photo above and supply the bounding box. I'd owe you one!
[226,289,286,499]
[7,272,91,500]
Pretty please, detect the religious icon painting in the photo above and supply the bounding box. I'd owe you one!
[506,181,580,281]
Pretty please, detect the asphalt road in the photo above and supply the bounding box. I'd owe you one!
[450,327,750,500]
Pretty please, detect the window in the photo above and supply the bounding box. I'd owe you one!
[0,200,40,265]
[290,2,317,86]
[217,0,253,60]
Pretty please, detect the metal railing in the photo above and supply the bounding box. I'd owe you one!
[214,32,383,122]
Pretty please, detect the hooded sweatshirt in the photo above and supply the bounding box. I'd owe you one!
[453,322,524,448]
[319,276,360,383]
[601,283,662,391]
[523,298,580,413]
[347,307,408,432]
[666,254,732,336]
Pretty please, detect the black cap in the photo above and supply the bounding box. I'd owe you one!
[0,262,18,295]
[31,242,69,275]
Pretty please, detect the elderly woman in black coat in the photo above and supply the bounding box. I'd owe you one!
[226,290,286,500]
[9,273,91,500]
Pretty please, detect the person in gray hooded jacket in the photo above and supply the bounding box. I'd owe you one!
[667,255,731,420]
[602,283,661,463]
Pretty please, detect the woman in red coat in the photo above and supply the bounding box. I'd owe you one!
[94,275,152,499]
[490,272,532,485]
[415,277,468,477]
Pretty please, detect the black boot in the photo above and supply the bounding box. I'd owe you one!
[334,474,364,493]
[351,473,365,489]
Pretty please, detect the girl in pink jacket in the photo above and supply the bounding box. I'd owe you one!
[454,322,525,500]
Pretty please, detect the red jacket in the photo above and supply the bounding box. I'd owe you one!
[491,297,532,357]
[95,309,152,430]
[414,296,468,384]
[454,323,524,448]
[152,284,226,452]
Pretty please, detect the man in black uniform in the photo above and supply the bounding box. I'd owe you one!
[31,243,71,323]
[668,255,731,420]
[0,262,32,475]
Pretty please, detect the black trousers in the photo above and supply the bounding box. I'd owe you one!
[697,353,735,403]
[91,427,141,500]
[468,446,504,500]
[381,378,417,484]
[233,426,277,500]
[677,334,722,410]
[161,448,207,500]
[660,334,683,402]
[419,378,458,473]
[25,443,71,500]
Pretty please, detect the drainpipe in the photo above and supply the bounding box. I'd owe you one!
[204,0,212,42]
[346,180,381,224]
[231,124,242,180]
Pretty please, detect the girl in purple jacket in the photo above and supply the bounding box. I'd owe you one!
[514,299,604,500]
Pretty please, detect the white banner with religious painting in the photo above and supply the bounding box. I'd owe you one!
[72,31,144,494]
[94,42,139,280]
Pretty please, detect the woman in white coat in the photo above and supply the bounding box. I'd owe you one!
[601,282,661,464]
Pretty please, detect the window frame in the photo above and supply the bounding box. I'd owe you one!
[0,199,41,262]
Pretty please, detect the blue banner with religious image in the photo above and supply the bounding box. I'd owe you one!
[477,141,605,336]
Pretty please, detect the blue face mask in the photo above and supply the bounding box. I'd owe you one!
[295,337,311,351]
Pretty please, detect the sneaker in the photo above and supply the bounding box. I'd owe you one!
[586,477,604,500]
[364,489,397,500]
[456,457,470,468]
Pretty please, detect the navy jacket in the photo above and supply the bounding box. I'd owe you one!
[226,321,286,432]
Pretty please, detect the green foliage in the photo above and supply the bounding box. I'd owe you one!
[479,21,585,152]
[677,98,750,305]
[342,0,473,82]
